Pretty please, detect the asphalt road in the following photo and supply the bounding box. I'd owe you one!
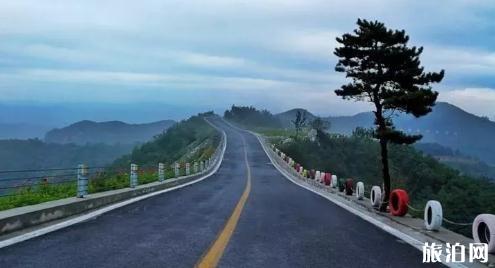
[0,118,442,267]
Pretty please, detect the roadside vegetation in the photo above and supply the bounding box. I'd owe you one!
[225,105,495,237]
[0,113,220,211]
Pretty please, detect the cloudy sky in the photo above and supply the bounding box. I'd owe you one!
[1,0,495,120]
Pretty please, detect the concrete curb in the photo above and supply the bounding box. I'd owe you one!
[0,117,227,239]
[255,133,492,268]
[0,173,204,236]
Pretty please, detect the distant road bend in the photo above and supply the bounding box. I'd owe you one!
[0,117,441,267]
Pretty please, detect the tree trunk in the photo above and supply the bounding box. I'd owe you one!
[379,138,391,212]
[373,94,390,212]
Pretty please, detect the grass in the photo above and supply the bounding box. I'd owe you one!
[0,166,207,211]
[0,182,77,211]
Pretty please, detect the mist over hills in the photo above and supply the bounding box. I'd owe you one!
[0,102,213,139]
[275,102,495,165]
[44,120,175,145]
[0,123,55,139]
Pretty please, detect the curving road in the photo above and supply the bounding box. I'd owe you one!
[0,118,441,267]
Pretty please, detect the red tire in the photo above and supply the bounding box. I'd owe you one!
[345,179,353,195]
[390,189,409,216]
[295,164,300,172]
[324,173,331,185]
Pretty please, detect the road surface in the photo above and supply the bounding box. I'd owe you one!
[0,118,441,267]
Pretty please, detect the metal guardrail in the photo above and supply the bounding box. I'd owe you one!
[0,118,226,200]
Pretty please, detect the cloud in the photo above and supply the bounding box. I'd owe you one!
[0,0,494,118]
[440,88,495,119]
[422,46,495,75]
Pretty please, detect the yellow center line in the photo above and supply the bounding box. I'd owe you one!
[195,134,252,268]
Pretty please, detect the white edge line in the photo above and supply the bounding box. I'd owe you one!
[252,132,468,268]
[0,120,227,249]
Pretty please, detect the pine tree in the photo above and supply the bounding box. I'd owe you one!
[334,19,444,211]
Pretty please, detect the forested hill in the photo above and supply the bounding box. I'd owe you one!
[44,119,175,145]
[113,113,220,168]
[272,102,495,165]
[325,102,495,165]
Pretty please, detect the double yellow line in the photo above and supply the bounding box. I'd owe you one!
[195,134,252,268]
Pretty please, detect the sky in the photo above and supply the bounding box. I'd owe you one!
[1,0,495,122]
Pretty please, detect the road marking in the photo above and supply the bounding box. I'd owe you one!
[196,133,251,268]
[254,133,469,268]
[0,118,227,249]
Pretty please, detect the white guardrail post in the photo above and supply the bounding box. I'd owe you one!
[77,164,88,198]
[158,163,165,182]
[194,162,198,173]
[130,164,138,188]
[174,163,180,177]
[186,163,190,175]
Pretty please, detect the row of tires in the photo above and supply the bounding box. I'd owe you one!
[272,145,495,253]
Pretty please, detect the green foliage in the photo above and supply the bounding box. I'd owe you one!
[291,110,308,136]
[0,181,76,211]
[0,114,219,211]
[310,117,329,132]
[334,19,445,210]
[224,105,282,128]
[113,114,220,168]
[276,132,495,237]
[334,18,444,144]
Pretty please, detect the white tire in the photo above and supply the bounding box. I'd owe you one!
[331,175,338,188]
[472,214,495,253]
[370,186,381,208]
[315,171,321,182]
[356,182,364,200]
[424,200,442,231]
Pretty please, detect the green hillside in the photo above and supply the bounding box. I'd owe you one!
[113,113,220,168]
[272,131,495,237]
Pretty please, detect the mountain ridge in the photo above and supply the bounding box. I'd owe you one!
[44,119,175,145]
[275,102,495,165]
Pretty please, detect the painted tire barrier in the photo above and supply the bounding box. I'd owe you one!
[310,169,316,180]
[303,169,308,178]
[345,179,353,195]
[472,214,495,253]
[320,172,325,184]
[295,164,301,172]
[371,186,382,208]
[424,200,442,231]
[315,171,321,182]
[331,175,338,188]
[389,189,409,216]
[324,173,331,186]
[356,181,364,200]
[338,179,345,192]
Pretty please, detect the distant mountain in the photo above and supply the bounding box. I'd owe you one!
[320,102,495,165]
[44,120,175,145]
[415,142,495,181]
[275,108,317,128]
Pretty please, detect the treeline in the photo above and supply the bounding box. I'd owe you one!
[275,131,495,237]
[0,139,134,171]
[224,105,282,129]
[113,113,220,169]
